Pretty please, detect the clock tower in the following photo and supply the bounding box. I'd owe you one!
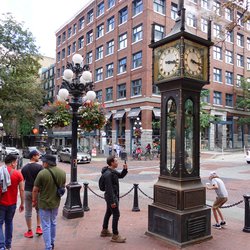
[147,1,213,247]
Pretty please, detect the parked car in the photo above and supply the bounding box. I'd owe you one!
[57,147,91,164]
[246,149,250,164]
[2,146,20,157]
[46,145,57,155]
[22,146,41,158]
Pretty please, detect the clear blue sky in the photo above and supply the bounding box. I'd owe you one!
[1,0,89,58]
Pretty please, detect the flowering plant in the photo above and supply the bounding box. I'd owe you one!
[134,128,142,138]
[78,101,106,132]
[41,101,71,128]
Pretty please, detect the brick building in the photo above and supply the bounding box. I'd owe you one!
[54,0,250,153]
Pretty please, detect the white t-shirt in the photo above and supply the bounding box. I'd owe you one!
[212,177,228,198]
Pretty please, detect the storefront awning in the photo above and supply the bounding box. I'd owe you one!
[105,112,112,120]
[127,108,141,118]
[113,110,125,119]
[153,108,161,118]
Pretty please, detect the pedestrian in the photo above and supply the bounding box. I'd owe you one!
[206,171,228,229]
[0,154,24,250]
[32,155,66,250]
[100,155,128,243]
[21,150,43,238]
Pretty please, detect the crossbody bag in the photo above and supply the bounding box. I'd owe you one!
[46,168,65,198]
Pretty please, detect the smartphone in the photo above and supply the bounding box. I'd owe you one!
[124,160,127,164]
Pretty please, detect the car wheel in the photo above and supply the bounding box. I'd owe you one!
[247,161,250,164]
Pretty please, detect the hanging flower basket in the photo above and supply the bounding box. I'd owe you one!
[78,101,106,132]
[134,128,142,138]
[41,101,71,129]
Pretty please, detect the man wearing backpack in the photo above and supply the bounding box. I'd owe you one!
[100,155,128,243]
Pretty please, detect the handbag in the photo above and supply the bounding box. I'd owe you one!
[46,168,65,198]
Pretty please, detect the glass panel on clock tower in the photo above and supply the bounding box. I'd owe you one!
[184,99,194,173]
[166,98,176,172]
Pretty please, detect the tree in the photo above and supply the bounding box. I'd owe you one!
[0,13,44,143]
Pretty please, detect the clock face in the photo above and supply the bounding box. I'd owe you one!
[159,47,180,77]
[184,47,202,77]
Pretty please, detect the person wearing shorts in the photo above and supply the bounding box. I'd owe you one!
[206,171,228,229]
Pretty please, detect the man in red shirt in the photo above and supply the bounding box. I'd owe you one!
[0,154,24,250]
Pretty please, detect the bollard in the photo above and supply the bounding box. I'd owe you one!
[243,194,250,232]
[83,182,90,212]
[132,184,140,212]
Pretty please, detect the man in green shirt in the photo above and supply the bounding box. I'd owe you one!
[32,155,66,250]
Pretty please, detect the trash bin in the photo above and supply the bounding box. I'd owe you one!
[120,151,127,160]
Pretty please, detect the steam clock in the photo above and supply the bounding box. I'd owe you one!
[147,2,213,247]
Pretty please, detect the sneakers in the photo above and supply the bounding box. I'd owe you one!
[111,234,126,243]
[220,221,226,227]
[100,229,112,237]
[24,230,33,238]
[36,226,43,236]
[213,223,221,229]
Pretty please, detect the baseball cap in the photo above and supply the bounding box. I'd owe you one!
[29,150,40,159]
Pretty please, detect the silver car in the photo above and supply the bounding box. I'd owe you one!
[57,147,91,164]
[2,146,20,156]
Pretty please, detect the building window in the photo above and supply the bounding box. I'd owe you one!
[154,24,164,42]
[237,54,244,67]
[187,13,197,28]
[213,68,222,82]
[225,8,233,21]
[213,46,222,60]
[132,51,142,69]
[87,9,94,24]
[106,40,114,55]
[117,83,126,99]
[72,42,76,53]
[213,91,222,105]
[73,23,77,34]
[62,32,66,42]
[153,84,160,95]
[61,66,65,76]
[108,0,115,9]
[68,27,72,38]
[225,71,233,85]
[67,45,71,56]
[96,46,103,60]
[57,52,60,62]
[247,20,250,30]
[201,0,209,9]
[153,0,165,14]
[247,58,250,70]
[201,89,210,103]
[119,6,128,25]
[237,12,244,27]
[225,93,233,107]
[78,36,84,49]
[118,57,127,74]
[96,23,104,38]
[106,63,114,78]
[213,1,221,15]
[97,1,104,17]
[133,24,143,43]
[78,17,84,30]
[62,48,65,59]
[201,18,208,33]
[226,31,234,43]
[213,23,222,38]
[86,30,93,44]
[171,3,178,20]
[106,87,113,101]
[225,50,233,64]
[107,16,115,32]
[57,68,60,78]
[95,67,103,82]
[57,35,61,46]
[86,51,92,64]
[131,79,142,96]
[133,0,143,16]
[236,74,243,87]
[118,33,127,50]
[96,90,103,102]
[237,33,244,47]
[247,38,250,50]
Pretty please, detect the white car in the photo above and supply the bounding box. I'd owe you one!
[246,150,250,164]
[2,146,20,157]
[58,147,91,164]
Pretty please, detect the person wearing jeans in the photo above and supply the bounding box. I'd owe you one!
[32,155,66,250]
[0,154,24,250]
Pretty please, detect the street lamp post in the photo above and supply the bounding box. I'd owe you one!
[58,54,95,219]
[133,117,142,144]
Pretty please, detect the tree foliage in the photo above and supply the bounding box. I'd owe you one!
[0,13,44,137]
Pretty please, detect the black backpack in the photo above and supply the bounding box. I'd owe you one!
[99,173,106,191]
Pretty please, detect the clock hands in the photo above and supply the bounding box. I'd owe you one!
[190,59,201,66]
[165,60,177,64]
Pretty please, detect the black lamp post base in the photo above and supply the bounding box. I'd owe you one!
[63,183,84,219]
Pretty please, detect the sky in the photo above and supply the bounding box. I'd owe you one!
[1,0,90,58]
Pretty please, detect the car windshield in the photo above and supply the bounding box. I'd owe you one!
[6,147,17,150]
